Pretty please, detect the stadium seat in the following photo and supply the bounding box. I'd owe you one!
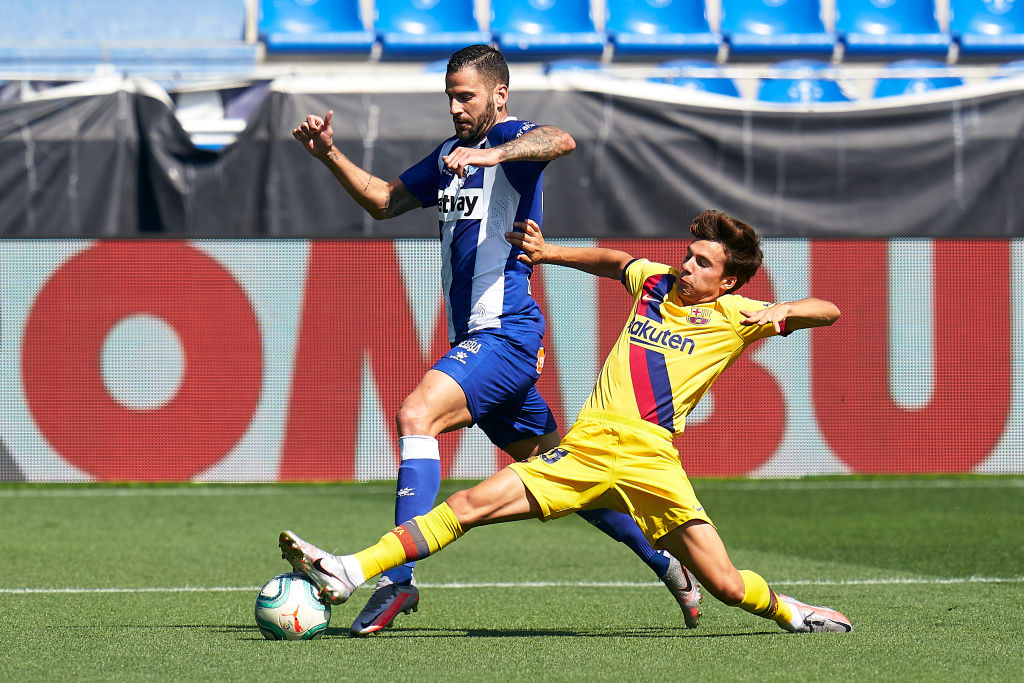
[993,58,1024,77]
[648,59,741,96]
[374,0,491,59]
[950,0,1024,57]
[259,0,375,54]
[544,58,610,74]
[836,0,951,57]
[605,0,722,57]
[871,58,964,97]
[0,0,258,77]
[720,0,837,57]
[757,59,853,103]
[491,0,606,59]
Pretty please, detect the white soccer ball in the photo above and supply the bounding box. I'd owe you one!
[254,572,331,640]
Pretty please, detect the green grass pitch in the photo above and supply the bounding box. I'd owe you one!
[1,477,1022,681]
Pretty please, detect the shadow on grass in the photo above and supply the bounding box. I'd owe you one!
[327,626,779,639]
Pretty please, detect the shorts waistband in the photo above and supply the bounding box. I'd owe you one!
[575,410,674,441]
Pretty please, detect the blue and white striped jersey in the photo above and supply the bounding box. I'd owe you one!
[400,118,548,344]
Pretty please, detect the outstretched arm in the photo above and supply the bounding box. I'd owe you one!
[442,125,576,177]
[505,219,632,280]
[740,299,841,334]
[293,110,421,220]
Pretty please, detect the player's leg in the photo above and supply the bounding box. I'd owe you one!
[281,467,540,605]
[657,521,851,633]
[497,392,672,581]
[350,368,471,634]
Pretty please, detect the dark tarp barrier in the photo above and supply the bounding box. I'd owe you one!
[3,77,1024,238]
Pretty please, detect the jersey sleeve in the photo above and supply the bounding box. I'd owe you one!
[489,120,548,194]
[621,259,669,298]
[718,294,785,343]
[398,142,445,207]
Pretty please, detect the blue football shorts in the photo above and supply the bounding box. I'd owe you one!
[432,330,557,449]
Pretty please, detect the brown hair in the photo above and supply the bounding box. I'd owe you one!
[447,44,510,89]
[689,210,763,293]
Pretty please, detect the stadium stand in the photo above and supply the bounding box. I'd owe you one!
[544,58,610,73]
[259,0,375,54]
[648,58,742,95]
[720,0,837,58]
[491,0,606,59]
[605,0,722,57]
[993,57,1024,76]
[871,57,964,95]
[375,0,491,59]
[836,0,951,57]
[950,0,1024,57]
[0,0,258,78]
[757,58,854,102]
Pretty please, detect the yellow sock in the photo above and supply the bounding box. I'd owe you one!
[737,569,794,628]
[354,502,464,579]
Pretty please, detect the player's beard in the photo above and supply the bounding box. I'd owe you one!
[455,99,498,144]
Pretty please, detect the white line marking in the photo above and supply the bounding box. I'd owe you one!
[0,478,1020,498]
[3,576,1022,594]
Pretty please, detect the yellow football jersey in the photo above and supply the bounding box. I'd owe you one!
[581,259,782,434]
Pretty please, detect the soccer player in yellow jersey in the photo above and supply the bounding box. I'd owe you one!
[280,209,852,633]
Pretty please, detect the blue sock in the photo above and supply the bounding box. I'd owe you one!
[576,508,671,577]
[382,437,441,585]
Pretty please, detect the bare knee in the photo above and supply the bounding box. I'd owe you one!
[707,570,747,605]
[396,398,432,436]
[445,489,485,526]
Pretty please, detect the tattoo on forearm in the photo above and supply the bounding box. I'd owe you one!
[499,127,567,162]
[362,175,372,193]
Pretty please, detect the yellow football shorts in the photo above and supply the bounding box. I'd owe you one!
[508,410,713,543]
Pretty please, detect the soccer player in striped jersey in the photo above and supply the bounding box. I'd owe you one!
[280,209,853,634]
[290,44,701,635]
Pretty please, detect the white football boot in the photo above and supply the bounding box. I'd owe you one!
[659,552,703,629]
[279,530,360,605]
[777,594,853,633]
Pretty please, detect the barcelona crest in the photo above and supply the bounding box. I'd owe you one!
[687,307,711,325]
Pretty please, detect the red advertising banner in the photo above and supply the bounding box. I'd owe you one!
[2,239,1020,481]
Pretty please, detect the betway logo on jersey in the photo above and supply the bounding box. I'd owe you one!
[438,188,484,221]
[628,318,695,355]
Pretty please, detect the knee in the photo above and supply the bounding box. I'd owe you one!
[445,490,482,526]
[396,398,431,435]
[710,571,747,606]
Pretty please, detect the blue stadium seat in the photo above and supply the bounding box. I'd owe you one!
[259,0,375,54]
[491,0,606,59]
[993,58,1024,77]
[605,0,721,57]
[648,59,741,96]
[375,0,490,59]
[757,59,853,102]
[872,59,964,97]
[836,0,951,56]
[0,0,258,77]
[544,58,610,74]
[720,0,836,57]
[950,0,1024,56]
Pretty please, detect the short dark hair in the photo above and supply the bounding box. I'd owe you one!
[689,210,763,293]
[447,44,510,89]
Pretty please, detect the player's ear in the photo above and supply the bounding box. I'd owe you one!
[721,275,737,292]
[493,83,508,110]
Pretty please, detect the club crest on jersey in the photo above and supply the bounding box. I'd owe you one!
[438,187,484,221]
[687,307,711,325]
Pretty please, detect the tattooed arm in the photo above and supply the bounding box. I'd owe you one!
[293,110,421,220]
[441,125,576,177]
